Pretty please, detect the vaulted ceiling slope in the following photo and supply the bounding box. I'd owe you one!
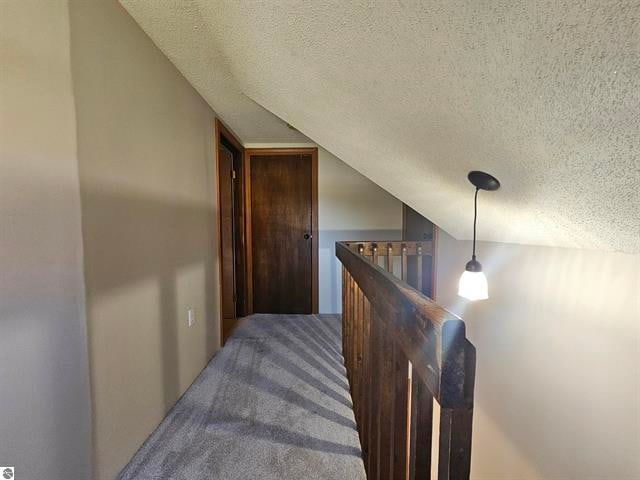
[121,0,639,253]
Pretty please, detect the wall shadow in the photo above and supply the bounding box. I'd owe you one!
[250,319,349,391]
[118,314,364,480]
[79,187,220,461]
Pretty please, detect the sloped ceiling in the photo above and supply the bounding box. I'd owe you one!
[121,0,639,253]
[116,0,308,143]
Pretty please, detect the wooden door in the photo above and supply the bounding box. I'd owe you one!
[249,152,317,313]
[216,120,248,343]
[219,144,236,334]
[402,204,436,297]
[403,204,435,243]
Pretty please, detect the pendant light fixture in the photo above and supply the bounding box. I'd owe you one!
[458,171,500,301]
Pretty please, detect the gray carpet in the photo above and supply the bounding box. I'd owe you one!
[118,314,366,480]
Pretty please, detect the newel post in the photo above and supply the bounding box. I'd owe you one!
[437,321,476,480]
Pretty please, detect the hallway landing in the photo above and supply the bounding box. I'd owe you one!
[118,314,366,480]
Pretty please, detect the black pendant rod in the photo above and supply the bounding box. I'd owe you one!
[472,187,479,259]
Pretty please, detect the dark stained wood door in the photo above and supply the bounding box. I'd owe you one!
[402,204,436,297]
[216,119,248,343]
[250,153,313,313]
[219,144,236,334]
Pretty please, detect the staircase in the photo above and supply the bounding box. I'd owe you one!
[337,241,476,480]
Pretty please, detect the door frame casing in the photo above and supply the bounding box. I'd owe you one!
[245,148,319,314]
[215,119,247,343]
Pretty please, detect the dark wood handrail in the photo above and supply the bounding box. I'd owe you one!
[336,240,476,480]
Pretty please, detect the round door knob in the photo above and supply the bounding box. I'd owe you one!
[304,233,311,240]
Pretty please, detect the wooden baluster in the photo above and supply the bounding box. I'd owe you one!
[379,318,396,480]
[401,244,408,282]
[368,309,382,479]
[347,270,352,352]
[361,289,365,421]
[343,270,350,376]
[348,274,355,382]
[372,243,379,268]
[356,286,364,428]
[342,267,346,360]
[351,276,358,395]
[409,372,433,480]
[393,347,411,479]
[346,271,351,377]
[358,292,366,438]
[361,296,371,465]
[354,245,364,415]
[353,284,359,419]
[416,244,423,293]
[386,243,393,273]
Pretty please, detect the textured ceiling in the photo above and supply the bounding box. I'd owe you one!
[121,0,639,253]
[117,1,307,143]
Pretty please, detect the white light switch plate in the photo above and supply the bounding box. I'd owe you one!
[188,308,195,327]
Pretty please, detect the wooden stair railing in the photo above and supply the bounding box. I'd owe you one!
[337,241,476,480]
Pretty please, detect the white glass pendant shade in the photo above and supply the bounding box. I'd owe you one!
[458,270,488,301]
[458,171,500,301]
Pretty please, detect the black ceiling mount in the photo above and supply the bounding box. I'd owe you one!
[468,171,501,191]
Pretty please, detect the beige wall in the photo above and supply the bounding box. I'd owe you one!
[69,1,220,478]
[0,1,92,478]
[317,148,402,313]
[435,229,640,479]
